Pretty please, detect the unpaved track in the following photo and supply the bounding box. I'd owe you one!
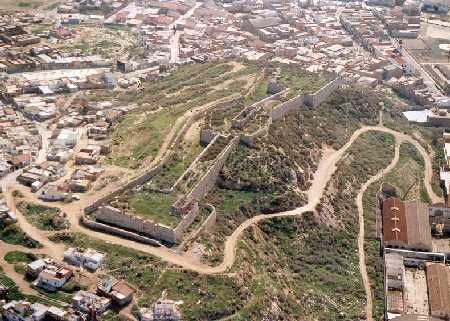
[356,141,401,321]
[1,125,443,290]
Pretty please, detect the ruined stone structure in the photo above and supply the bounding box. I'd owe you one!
[93,202,199,244]
[172,136,239,214]
[231,89,288,129]
[199,128,217,146]
[81,78,344,245]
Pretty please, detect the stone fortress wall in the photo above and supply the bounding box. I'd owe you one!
[81,78,343,245]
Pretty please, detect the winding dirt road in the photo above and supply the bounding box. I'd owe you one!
[356,141,401,321]
[0,124,443,313]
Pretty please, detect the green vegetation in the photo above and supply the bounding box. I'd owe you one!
[128,192,178,227]
[17,202,68,231]
[384,142,429,202]
[363,181,386,321]
[4,251,38,275]
[223,131,396,321]
[49,232,244,321]
[418,127,445,198]
[278,64,328,97]
[150,141,204,190]
[107,61,258,168]
[4,251,37,264]
[0,221,41,248]
[0,267,24,301]
[140,270,244,321]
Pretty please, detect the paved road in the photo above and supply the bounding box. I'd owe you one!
[392,39,443,96]
[169,2,202,64]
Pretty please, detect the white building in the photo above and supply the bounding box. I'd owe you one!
[72,291,111,314]
[55,129,78,148]
[64,247,105,271]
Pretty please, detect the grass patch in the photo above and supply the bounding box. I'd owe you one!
[150,141,204,190]
[107,61,259,169]
[4,251,38,276]
[0,222,41,248]
[384,142,429,202]
[225,131,395,320]
[128,192,178,227]
[4,251,37,264]
[18,202,68,231]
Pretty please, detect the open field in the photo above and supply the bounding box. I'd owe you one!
[17,202,68,231]
[0,0,44,9]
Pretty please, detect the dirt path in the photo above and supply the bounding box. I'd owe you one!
[0,125,442,293]
[356,140,401,321]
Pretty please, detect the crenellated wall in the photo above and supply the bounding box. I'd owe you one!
[81,78,344,246]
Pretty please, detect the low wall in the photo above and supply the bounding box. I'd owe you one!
[84,165,163,213]
[199,128,218,146]
[80,216,162,246]
[199,204,217,234]
[304,77,344,107]
[240,126,268,147]
[94,206,176,243]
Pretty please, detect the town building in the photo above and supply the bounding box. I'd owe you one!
[382,197,432,251]
[427,263,450,320]
[27,258,73,292]
[140,299,182,321]
[64,247,105,271]
[72,291,111,314]
[97,276,134,306]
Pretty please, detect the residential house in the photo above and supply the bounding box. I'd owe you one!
[64,247,105,271]
[72,291,111,314]
[140,299,182,321]
[97,276,134,306]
